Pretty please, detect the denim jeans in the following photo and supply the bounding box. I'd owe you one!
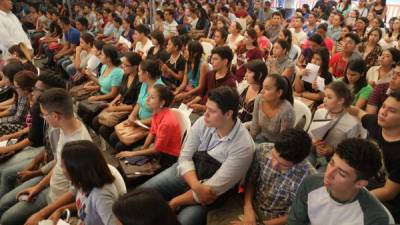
[0,177,46,225]
[0,147,43,178]
[0,158,31,197]
[140,163,208,225]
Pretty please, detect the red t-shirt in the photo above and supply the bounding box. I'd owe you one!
[235,48,264,82]
[202,71,236,103]
[329,52,348,78]
[150,108,182,157]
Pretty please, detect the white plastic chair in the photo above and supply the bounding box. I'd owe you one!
[293,99,312,131]
[108,165,127,196]
[201,41,214,58]
[170,108,192,144]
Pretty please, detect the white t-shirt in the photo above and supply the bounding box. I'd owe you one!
[163,20,178,38]
[290,28,307,46]
[366,66,393,85]
[48,122,92,203]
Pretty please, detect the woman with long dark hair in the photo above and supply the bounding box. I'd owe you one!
[294,47,333,102]
[239,59,268,123]
[342,58,372,109]
[174,40,208,103]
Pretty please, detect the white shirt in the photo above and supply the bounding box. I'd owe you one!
[0,10,32,54]
[163,20,178,38]
[290,28,307,46]
[134,38,153,58]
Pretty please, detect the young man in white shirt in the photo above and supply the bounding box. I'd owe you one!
[0,89,92,225]
[290,16,308,46]
[162,8,178,39]
[141,86,254,225]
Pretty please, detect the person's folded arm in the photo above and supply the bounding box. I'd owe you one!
[201,143,254,196]
[372,179,400,202]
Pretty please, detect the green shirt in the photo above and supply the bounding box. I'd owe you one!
[353,85,373,106]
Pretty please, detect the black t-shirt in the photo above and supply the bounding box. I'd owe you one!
[28,102,45,147]
[362,114,400,184]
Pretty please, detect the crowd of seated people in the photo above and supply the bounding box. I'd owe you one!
[0,0,400,225]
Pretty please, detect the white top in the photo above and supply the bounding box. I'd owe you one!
[163,20,178,38]
[290,28,307,46]
[366,66,393,85]
[0,10,32,54]
[134,38,153,58]
[227,34,244,52]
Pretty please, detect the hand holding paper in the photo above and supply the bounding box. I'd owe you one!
[302,63,320,83]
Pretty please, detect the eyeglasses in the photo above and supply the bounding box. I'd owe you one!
[40,111,60,118]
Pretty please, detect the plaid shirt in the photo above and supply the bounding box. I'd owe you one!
[0,96,29,124]
[247,143,316,221]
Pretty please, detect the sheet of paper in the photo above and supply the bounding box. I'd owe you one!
[178,103,193,117]
[134,120,150,130]
[316,76,325,92]
[309,119,334,140]
[118,36,132,49]
[302,63,320,83]
[0,140,7,147]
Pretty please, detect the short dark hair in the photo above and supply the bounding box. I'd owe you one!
[76,16,89,28]
[2,60,24,82]
[208,86,239,121]
[245,59,268,87]
[387,48,400,64]
[102,44,121,66]
[211,46,234,66]
[326,81,353,107]
[94,40,105,51]
[37,73,66,89]
[81,32,95,47]
[308,33,324,45]
[275,129,312,164]
[14,71,37,92]
[124,52,142,66]
[389,91,400,101]
[344,32,361,45]
[38,88,74,119]
[152,84,174,108]
[150,30,165,46]
[136,24,150,36]
[113,16,123,25]
[113,188,180,225]
[272,11,282,18]
[140,59,161,80]
[59,16,71,25]
[335,138,383,180]
[317,23,328,32]
[62,140,115,193]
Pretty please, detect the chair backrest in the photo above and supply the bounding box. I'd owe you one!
[201,41,214,57]
[293,99,312,131]
[108,165,127,196]
[170,108,192,143]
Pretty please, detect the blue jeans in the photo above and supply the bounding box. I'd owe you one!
[0,177,46,225]
[140,163,208,225]
[0,147,43,178]
[0,158,31,197]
